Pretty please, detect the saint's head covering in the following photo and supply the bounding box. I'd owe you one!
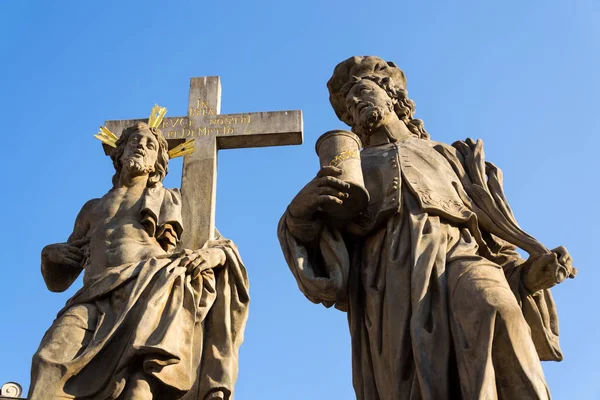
[327,56,407,123]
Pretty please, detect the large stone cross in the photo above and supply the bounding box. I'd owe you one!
[103,76,303,249]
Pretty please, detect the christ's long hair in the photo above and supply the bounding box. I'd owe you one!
[341,75,430,141]
[110,123,169,187]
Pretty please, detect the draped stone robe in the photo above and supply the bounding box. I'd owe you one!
[30,184,249,400]
[278,137,562,400]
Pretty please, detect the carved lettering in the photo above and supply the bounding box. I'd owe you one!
[154,124,239,140]
[161,118,194,129]
[182,128,193,137]
[189,107,216,116]
[158,113,250,140]
[207,114,251,126]
[196,99,210,109]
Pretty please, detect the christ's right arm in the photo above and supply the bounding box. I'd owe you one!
[41,199,99,292]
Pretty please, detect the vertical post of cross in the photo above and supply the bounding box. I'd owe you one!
[102,75,303,253]
[180,77,222,249]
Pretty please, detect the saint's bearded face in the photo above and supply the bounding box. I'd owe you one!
[345,79,395,135]
[120,128,159,176]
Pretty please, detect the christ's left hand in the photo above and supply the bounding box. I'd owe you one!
[180,248,227,279]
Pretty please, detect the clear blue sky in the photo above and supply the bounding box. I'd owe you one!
[1,1,598,398]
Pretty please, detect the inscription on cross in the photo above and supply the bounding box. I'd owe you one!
[103,76,303,249]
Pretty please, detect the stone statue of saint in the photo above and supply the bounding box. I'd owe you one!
[278,56,576,399]
[29,122,249,400]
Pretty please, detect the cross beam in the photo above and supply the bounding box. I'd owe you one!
[103,76,303,249]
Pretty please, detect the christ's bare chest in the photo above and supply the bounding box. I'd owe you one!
[85,187,164,274]
[88,187,157,246]
[94,188,145,227]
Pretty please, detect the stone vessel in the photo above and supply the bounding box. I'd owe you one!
[315,129,369,220]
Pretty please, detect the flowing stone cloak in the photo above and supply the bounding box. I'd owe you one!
[30,184,249,400]
[278,138,560,399]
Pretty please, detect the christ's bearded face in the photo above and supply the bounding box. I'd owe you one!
[345,79,394,135]
[120,128,159,176]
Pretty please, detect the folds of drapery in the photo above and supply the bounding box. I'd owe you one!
[436,138,561,361]
[278,213,350,312]
[183,238,250,400]
[277,137,563,362]
[36,238,249,399]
